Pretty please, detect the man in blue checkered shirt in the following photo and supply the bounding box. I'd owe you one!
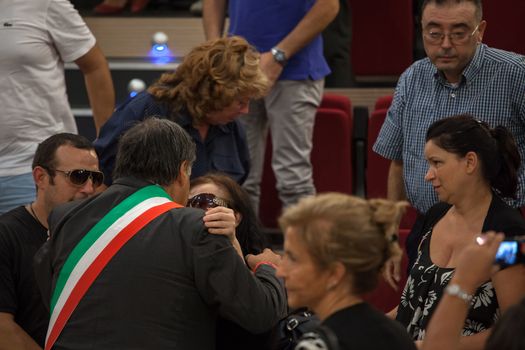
[374,0,525,215]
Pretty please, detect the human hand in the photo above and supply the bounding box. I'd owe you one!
[203,206,237,242]
[453,231,504,292]
[246,248,282,270]
[383,254,402,291]
[259,52,284,89]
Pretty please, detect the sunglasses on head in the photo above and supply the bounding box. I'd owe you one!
[53,169,105,187]
[187,193,228,210]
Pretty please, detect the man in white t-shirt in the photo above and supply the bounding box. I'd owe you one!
[0,0,115,214]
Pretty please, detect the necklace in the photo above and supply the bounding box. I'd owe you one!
[29,202,46,229]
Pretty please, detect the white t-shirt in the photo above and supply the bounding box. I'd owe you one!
[0,0,95,176]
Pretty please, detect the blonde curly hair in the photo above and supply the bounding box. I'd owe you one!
[148,36,269,123]
[279,193,408,294]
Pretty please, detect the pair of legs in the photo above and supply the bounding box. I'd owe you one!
[241,79,324,216]
[0,172,35,215]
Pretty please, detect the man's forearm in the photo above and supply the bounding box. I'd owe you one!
[275,0,339,58]
[76,45,115,134]
[84,67,115,133]
[387,160,407,201]
[203,0,227,40]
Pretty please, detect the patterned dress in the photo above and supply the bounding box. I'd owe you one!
[396,227,498,340]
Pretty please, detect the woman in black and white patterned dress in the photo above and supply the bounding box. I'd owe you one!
[394,115,525,349]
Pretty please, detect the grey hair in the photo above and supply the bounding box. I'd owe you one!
[114,117,196,186]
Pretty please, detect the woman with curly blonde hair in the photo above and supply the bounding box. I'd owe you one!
[94,36,269,186]
[276,193,416,350]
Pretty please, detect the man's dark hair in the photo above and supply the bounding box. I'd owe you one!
[114,117,196,186]
[32,133,94,175]
[421,0,483,22]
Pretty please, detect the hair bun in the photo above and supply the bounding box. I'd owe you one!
[368,199,408,261]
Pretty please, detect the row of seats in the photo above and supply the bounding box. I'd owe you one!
[260,95,354,228]
[259,93,417,230]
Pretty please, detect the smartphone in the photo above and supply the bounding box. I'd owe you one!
[495,239,525,268]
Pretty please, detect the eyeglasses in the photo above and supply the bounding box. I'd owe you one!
[187,193,228,210]
[53,169,105,187]
[423,24,480,45]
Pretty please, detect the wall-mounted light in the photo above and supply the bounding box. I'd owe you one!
[127,78,146,98]
[152,31,169,53]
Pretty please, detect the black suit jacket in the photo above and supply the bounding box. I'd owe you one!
[34,177,287,350]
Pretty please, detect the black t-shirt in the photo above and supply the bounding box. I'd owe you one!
[322,303,417,350]
[0,206,49,346]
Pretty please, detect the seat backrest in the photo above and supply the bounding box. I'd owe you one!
[348,0,413,76]
[366,106,418,229]
[259,107,353,228]
[319,93,352,118]
[374,95,393,111]
[311,108,353,195]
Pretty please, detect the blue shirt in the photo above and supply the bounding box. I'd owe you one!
[373,44,525,213]
[227,0,330,81]
[94,91,250,185]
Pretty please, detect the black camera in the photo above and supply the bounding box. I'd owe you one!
[495,239,525,268]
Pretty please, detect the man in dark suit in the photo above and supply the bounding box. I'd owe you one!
[35,118,287,350]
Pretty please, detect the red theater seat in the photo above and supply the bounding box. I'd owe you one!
[374,95,393,111]
[320,93,352,118]
[366,102,417,229]
[259,104,353,228]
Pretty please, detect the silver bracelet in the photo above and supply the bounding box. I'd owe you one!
[445,283,473,305]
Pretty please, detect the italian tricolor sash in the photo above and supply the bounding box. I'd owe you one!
[45,185,182,350]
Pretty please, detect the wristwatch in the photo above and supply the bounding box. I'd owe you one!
[271,47,288,66]
[445,284,473,305]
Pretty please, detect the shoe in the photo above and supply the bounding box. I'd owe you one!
[131,0,150,13]
[94,2,126,15]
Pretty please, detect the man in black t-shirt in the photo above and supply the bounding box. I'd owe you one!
[0,133,102,349]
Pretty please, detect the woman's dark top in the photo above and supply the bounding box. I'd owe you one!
[320,303,417,350]
[94,91,250,186]
[396,195,525,340]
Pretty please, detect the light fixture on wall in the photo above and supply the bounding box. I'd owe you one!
[149,32,173,64]
[127,79,146,98]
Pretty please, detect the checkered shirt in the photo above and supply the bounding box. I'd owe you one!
[373,44,525,213]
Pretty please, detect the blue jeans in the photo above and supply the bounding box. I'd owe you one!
[0,172,35,215]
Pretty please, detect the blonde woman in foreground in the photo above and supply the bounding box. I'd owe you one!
[277,193,416,350]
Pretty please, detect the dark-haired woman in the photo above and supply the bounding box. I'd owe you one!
[188,173,273,350]
[395,114,525,349]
